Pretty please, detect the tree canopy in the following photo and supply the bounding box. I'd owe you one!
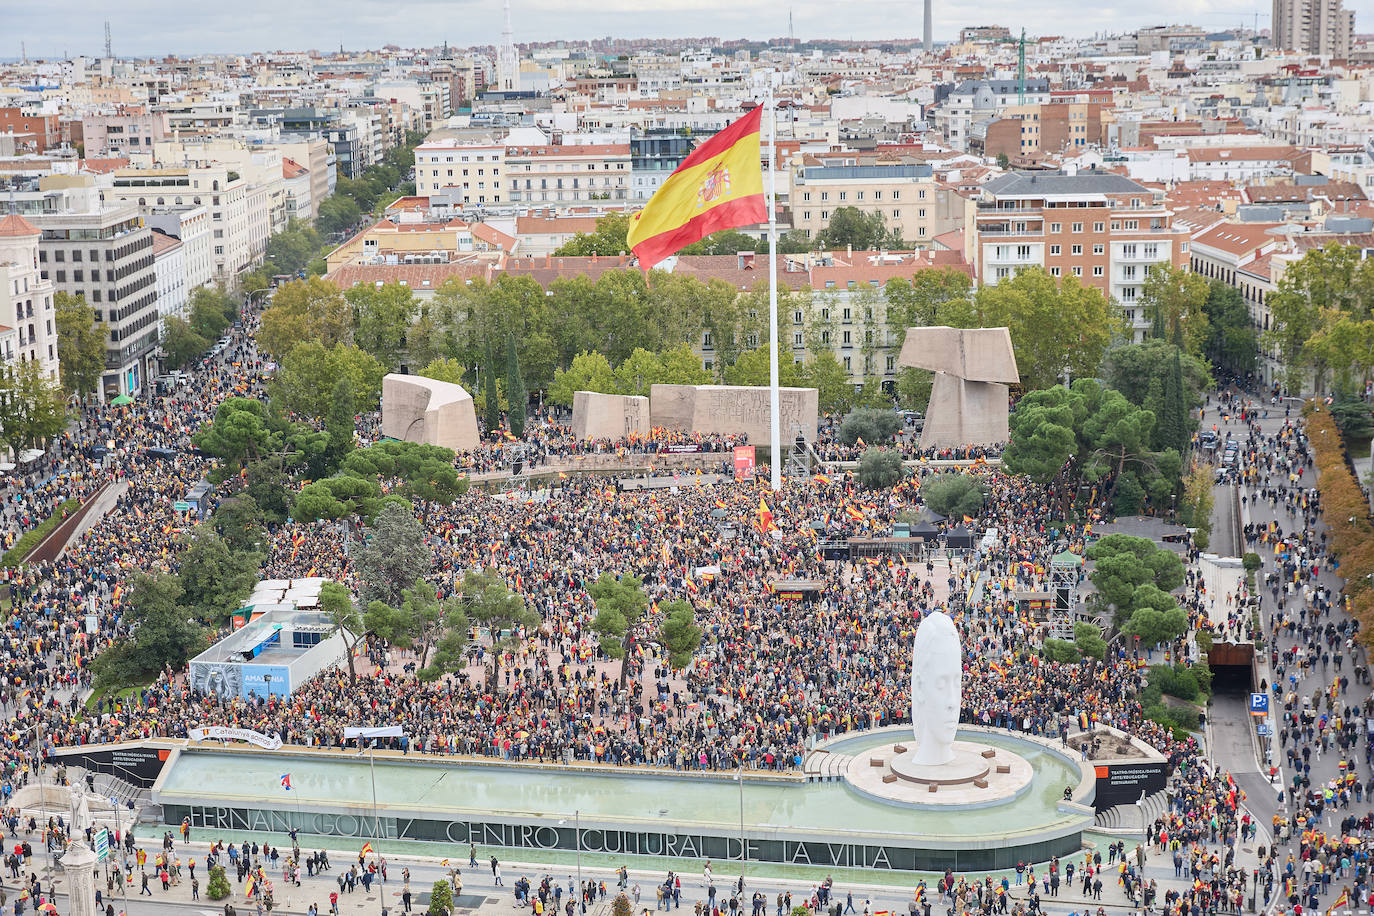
[974,268,1118,390]
[54,292,105,398]
[1263,243,1374,394]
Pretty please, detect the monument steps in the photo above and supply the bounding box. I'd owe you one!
[801,750,854,782]
[1092,789,1169,833]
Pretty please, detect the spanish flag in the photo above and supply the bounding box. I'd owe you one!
[360,842,374,857]
[626,107,766,269]
[757,497,776,533]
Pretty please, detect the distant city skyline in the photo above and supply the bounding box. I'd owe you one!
[10,0,1280,59]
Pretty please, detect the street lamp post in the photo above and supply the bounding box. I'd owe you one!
[737,766,746,886]
[243,287,272,322]
[558,812,582,909]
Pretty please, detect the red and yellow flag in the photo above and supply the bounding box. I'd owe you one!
[626,107,766,269]
[757,496,776,533]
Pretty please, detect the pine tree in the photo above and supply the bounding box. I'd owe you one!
[207,865,231,900]
[1166,347,1188,453]
[504,333,526,438]
[1151,302,1166,340]
[1144,376,1165,450]
[482,337,501,433]
[1158,355,1180,453]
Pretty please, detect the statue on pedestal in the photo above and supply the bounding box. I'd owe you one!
[910,611,962,766]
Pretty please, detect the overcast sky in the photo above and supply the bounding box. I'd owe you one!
[12,0,1273,59]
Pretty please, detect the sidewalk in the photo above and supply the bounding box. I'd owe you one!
[34,830,1237,916]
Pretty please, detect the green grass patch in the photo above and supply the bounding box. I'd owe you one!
[2,498,80,567]
[83,683,143,712]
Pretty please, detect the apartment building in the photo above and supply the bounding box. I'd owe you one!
[151,231,188,322]
[1186,146,1300,182]
[0,214,58,379]
[325,216,515,272]
[977,102,1113,161]
[1272,0,1355,58]
[1187,222,1285,387]
[932,79,1051,151]
[32,204,158,397]
[505,144,631,205]
[144,207,213,291]
[414,139,505,205]
[791,162,959,247]
[82,107,167,158]
[270,138,334,219]
[0,109,62,154]
[630,130,694,201]
[104,165,259,279]
[967,169,1188,341]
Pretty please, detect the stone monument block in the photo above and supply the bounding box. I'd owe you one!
[571,391,650,440]
[380,373,479,452]
[920,374,1010,449]
[897,327,1019,383]
[649,384,819,444]
[897,326,1018,449]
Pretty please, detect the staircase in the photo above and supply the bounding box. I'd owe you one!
[67,766,150,811]
[1093,789,1169,832]
[801,749,854,782]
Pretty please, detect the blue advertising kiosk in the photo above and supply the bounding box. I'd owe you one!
[188,586,351,700]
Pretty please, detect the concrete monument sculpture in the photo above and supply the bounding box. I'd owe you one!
[380,373,479,452]
[571,391,650,440]
[910,611,962,766]
[649,384,819,445]
[897,327,1018,449]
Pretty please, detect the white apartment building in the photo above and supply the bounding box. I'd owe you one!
[151,231,188,322]
[504,144,631,205]
[103,165,259,280]
[0,214,58,379]
[414,140,505,205]
[144,206,213,292]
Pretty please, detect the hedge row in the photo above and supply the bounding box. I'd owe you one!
[1304,403,1374,632]
[1,498,79,568]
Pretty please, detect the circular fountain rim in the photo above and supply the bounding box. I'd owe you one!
[812,724,1098,814]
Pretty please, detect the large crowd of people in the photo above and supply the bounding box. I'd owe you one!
[0,299,1361,916]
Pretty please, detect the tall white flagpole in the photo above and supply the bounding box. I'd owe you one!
[766,82,782,493]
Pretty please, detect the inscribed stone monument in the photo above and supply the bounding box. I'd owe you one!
[380,373,480,452]
[649,384,819,445]
[897,327,1018,449]
[571,391,651,440]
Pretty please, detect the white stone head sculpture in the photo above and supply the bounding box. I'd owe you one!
[910,610,962,766]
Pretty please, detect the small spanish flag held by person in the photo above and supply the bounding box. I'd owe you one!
[626,107,766,270]
[962,515,975,524]
[360,842,374,857]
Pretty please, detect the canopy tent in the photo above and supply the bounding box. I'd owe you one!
[944,526,976,549]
